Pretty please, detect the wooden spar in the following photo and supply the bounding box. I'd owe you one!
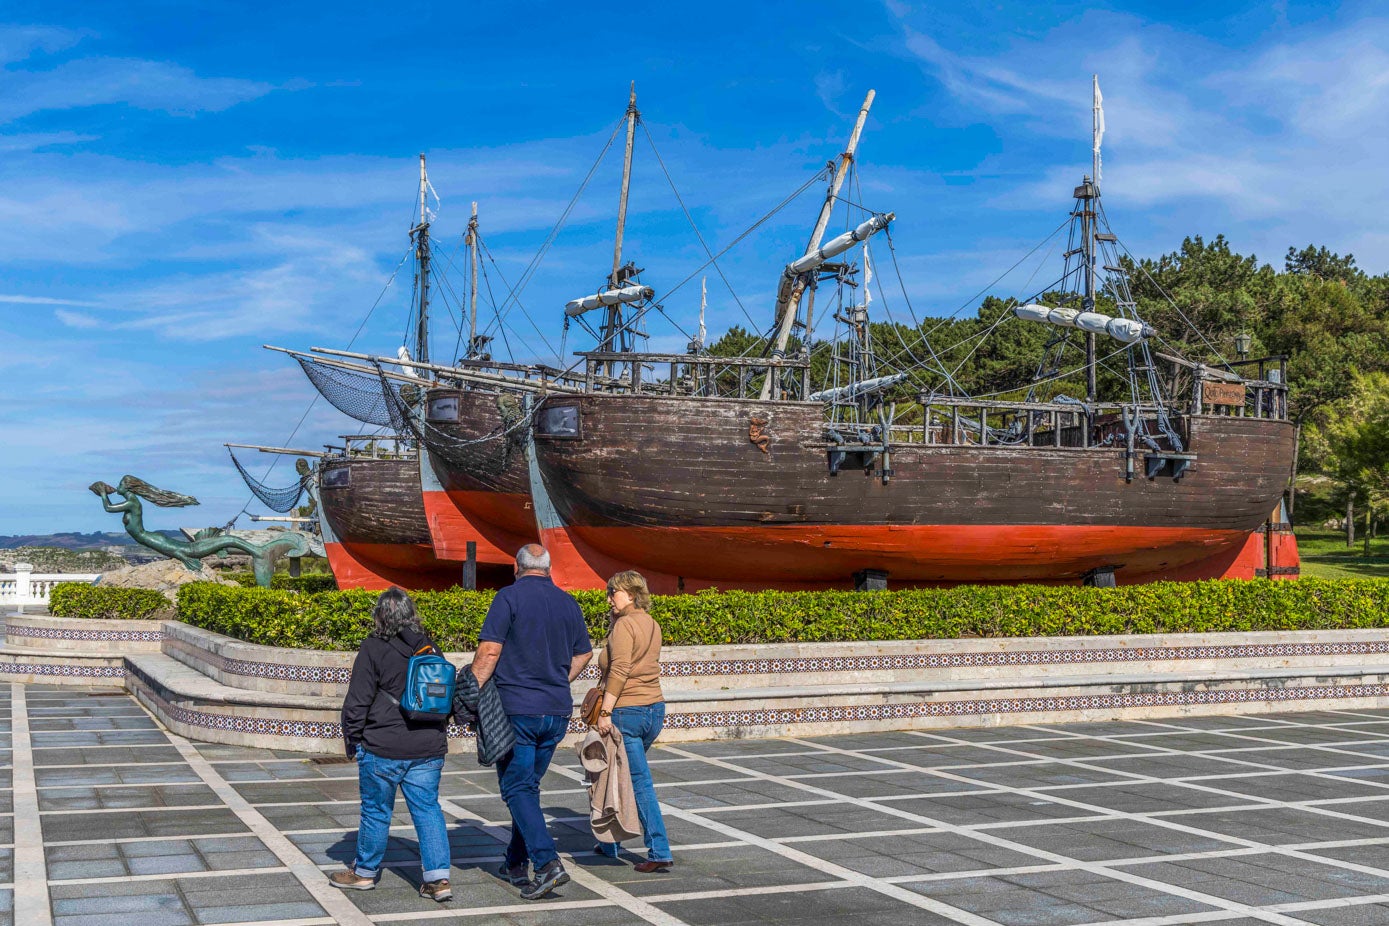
[224,442,326,458]
[762,89,875,400]
[248,515,316,522]
[466,201,479,356]
[612,83,638,286]
[415,154,431,365]
[263,345,426,387]
[291,345,583,394]
[602,83,641,370]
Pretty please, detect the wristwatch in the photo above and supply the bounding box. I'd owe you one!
[599,710,612,717]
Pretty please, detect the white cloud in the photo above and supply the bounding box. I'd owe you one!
[0,56,274,123]
[0,24,84,65]
[54,309,100,328]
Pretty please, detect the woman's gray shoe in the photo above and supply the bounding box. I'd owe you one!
[520,860,570,900]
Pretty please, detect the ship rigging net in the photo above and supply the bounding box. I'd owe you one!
[227,448,309,513]
[293,354,406,429]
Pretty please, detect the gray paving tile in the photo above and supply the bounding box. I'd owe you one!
[791,830,1043,878]
[1127,853,1389,905]
[656,884,944,926]
[1163,806,1389,844]
[890,790,1087,826]
[1037,781,1262,814]
[1293,902,1389,925]
[989,817,1243,861]
[909,868,1216,925]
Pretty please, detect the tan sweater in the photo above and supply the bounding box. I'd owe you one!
[598,609,664,708]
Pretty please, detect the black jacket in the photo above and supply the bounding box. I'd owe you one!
[453,665,515,767]
[341,627,449,760]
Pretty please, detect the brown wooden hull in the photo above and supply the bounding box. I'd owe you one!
[318,457,464,591]
[420,387,537,558]
[530,394,1297,588]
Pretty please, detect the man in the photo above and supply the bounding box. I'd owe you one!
[471,544,592,900]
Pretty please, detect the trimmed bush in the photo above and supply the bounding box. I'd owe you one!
[174,578,1389,652]
[225,572,338,593]
[49,583,170,620]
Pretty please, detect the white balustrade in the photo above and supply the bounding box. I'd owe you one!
[0,563,101,613]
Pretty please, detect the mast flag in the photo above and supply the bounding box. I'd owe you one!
[1092,75,1104,188]
[698,277,707,345]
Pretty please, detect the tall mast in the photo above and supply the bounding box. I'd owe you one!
[466,201,479,357]
[762,90,876,400]
[600,83,640,361]
[1083,75,1104,404]
[414,153,431,365]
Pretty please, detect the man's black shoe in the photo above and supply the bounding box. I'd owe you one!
[498,861,529,887]
[520,860,570,900]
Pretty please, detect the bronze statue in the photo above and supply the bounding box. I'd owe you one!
[90,475,323,587]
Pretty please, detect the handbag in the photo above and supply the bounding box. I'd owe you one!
[580,683,604,727]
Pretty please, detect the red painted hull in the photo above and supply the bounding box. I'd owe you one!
[420,488,531,564]
[323,541,464,591]
[543,521,1296,592]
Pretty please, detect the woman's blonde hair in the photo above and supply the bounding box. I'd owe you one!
[606,570,651,611]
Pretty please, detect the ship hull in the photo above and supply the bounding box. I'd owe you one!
[530,394,1299,590]
[420,387,537,562]
[318,457,468,591]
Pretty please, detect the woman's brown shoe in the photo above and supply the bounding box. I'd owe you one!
[329,869,376,890]
[633,860,673,873]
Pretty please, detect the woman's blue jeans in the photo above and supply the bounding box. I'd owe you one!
[353,746,451,882]
[598,702,672,863]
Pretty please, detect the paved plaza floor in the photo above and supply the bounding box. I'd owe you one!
[13,688,1389,923]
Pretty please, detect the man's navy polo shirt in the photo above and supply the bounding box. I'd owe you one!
[479,574,592,716]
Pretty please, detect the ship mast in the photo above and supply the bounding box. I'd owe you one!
[600,83,640,372]
[413,153,432,365]
[762,90,876,401]
[1081,75,1103,404]
[465,201,479,358]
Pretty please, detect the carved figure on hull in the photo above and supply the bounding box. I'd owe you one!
[89,475,323,587]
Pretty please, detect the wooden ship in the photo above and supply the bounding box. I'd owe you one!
[512,84,1299,592]
[261,156,524,590]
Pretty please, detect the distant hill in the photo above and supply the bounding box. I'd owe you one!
[0,531,180,550]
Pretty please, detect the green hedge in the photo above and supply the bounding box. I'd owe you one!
[49,583,171,620]
[226,572,338,593]
[173,578,1389,652]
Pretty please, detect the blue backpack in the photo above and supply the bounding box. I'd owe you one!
[385,638,456,722]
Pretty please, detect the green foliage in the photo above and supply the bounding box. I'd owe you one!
[224,572,338,592]
[48,583,170,620]
[174,580,1389,651]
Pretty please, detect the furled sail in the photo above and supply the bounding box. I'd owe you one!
[787,213,895,276]
[1012,303,1154,344]
[565,284,654,317]
[809,372,909,404]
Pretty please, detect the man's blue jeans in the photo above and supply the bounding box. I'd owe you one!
[604,702,672,863]
[353,746,451,882]
[495,714,569,869]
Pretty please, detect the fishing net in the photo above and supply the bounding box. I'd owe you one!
[294,355,410,428]
[228,448,310,513]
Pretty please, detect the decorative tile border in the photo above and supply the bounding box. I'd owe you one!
[163,636,352,685]
[126,661,475,741]
[123,655,1389,743]
[573,640,1389,680]
[661,682,1389,729]
[0,659,125,678]
[7,623,163,643]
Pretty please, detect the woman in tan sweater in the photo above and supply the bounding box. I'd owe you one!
[594,570,672,872]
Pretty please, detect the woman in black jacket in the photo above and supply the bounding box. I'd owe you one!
[331,588,453,902]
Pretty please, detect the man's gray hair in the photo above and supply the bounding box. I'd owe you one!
[370,587,422,639]
[516,545,551,574]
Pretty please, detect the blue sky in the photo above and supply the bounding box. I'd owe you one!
[2,1,1384,535]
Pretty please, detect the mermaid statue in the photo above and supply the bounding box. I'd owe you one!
[89,475,324,587]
